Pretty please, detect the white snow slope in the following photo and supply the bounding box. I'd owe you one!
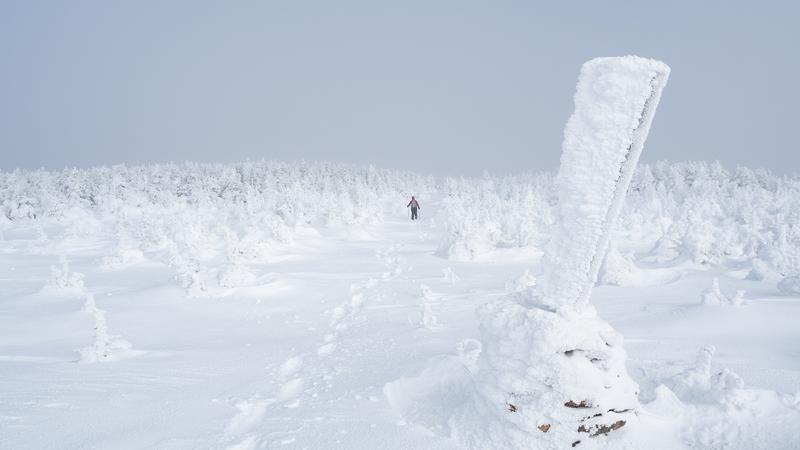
[1,161,800,449]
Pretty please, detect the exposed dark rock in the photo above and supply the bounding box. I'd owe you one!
[577,420,626,437]
[564,400,591,408]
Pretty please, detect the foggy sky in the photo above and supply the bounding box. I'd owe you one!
[1,0,798,176]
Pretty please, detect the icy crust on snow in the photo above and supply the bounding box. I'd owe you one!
[536,56,670,310]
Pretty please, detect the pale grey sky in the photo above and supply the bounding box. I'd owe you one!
[1,0,797,175]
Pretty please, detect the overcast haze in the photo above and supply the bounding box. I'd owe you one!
[1,0,798,175]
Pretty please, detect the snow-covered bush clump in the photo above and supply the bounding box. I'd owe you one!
[1,161,435,297]
[442,267,460,284]
[42,256,85,295]
[777,276,800,296]
[504,269,536,293]
[0,161,434,233]
[78,292,135,363]
[597,245,638,286]
[670,345,744,403]
[3,158,800,279]
[432,160,800,274]
[102,226,145,270]
[217,232,259,288]
[624,161,800,276]
[701,277,745,306]
[418,285,439,329]
[436,172,554,260]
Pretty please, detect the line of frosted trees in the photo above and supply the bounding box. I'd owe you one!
[2,159,799,284]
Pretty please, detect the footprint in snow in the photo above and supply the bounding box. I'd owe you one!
[223,398,273,447]
[279,355,303,378]
[278,378,305,407]
[318,342,337,356]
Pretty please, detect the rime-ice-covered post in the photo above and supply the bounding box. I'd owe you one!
[471,56,669,448]
[536,56,670,310]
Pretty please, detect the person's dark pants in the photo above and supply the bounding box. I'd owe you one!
[411,207,418,220]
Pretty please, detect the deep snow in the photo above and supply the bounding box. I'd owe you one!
[1,189,799,448]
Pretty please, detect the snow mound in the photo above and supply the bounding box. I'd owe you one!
[78,293,139,363]
[701,277,745,306]
[598,246,637,286]
[632,346,800,449]
[777,276,800,296]
[42,256,85,296]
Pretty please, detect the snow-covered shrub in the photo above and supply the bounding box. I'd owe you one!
[3,159,800,277]
[747,258,783,283]
[670,345,744,404]
[701,277,745,306]
[167,243,210,298]
[43,256,85,295]
[777,276,800,296]
[78,292,134,363]
[442,267,460,285]
[504,269,536,293]
[418,285,439,329]
[436,205,500,260]
[598,246,637,286]
[102,226,145,270]
[626,162,800,273]
[436,172,553,260]
[0,161,440,298]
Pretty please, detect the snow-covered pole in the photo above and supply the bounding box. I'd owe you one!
[535,56,670,311]
[471,56,670,448]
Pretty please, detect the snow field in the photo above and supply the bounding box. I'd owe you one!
[1,159,800,448]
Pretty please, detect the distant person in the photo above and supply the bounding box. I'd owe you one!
[407,196,421,220]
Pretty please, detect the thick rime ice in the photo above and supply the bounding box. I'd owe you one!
[535,56,670,310]
[461,56,670,448]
